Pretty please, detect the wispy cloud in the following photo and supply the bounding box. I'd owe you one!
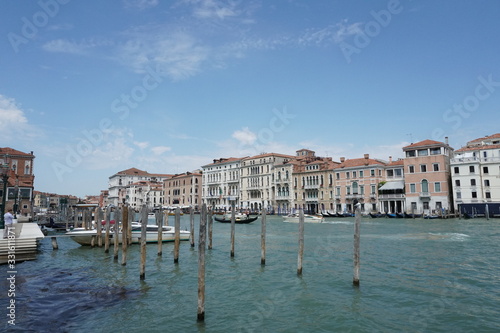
[43,38,112,55]
[0,94,40,142]
[123,0,159,10]
[151,146,171,155]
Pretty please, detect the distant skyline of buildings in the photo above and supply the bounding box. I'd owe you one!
[4,133,500,217]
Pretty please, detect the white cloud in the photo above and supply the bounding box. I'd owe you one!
[298,20,363,46]
[188,0,240,20]
[232,127,257,145]
[134,141,149,149]
[151,146,171,155]
[43,38,112,55]
[119,31,209,80]
[0,94,40,142]
[123,0,159,10]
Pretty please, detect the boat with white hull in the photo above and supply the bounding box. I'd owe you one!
[66,223,189,246]
[282,214,324,223]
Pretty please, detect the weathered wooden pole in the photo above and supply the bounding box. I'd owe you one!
[297,209,304,275]
[156,210,163,256]
[197,203,207,322]
[208,210,213,250]
[51,236,58,250]
[485,204,490,220]
[261,208,267,266]
[128,206,133,245]
[174,207,181,263]
[140,205,147,280]
[104,206,111,253]
[96,208,103,247]
[113,207,121,260]
[83,209,88,230]
[121,205,129,265]
[353,203,361,286]
[190,206,195,248]
[230,201,236,257]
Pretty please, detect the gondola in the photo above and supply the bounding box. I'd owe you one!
[213,215,258,224]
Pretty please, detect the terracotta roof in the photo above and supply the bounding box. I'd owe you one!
[403,139,445,149]
[456,143,500,153]
[467,133,500,144]
[242,152,295,160]
[0,147,34,157]
[387,159,404,166]
[114,168,171,178]
[202,157,246,167]
[334,157,386,169]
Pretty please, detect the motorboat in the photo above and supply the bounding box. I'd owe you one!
[66,222,190,246]
[282,214,324,223]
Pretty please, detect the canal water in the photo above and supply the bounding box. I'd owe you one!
[1,215,499,332]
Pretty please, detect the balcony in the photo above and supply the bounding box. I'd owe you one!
[304,183,320,189]
[275,195,291,200]
[305,197,319,202]
[419,192,431,198]
[378,193,405,199]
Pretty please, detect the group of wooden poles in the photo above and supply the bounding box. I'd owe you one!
[53,201,363,322]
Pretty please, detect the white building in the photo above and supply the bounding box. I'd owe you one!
[108,168,171,206]
[240,153,294,212]
[201,157,245,211]
[451,133,500,212]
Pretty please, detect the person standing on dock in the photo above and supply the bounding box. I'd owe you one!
[3,208,14,238]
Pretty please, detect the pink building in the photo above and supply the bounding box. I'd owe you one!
[403,139,453,215]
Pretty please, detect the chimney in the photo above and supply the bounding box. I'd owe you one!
[364,153,369,159]
[389,156,392,163]
[340,157,345,163]
[445,136,449,145]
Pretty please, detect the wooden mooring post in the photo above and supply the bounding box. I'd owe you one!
[353,203,361,287]
[174,207,181,263]
[51,236,58,250]
[156,210,163,256]
[197,203,207,322]
[230,202,236,257]
[104,206,111,253]
[190,206,195,248]
[261,208,267,265]
[122,205,129,265]
[140,205,147,280]
[96,207,103,247]
[114,207,121,260]
[297,209,304,275]
[208,210,213,250]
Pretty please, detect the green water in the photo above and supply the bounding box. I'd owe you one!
[2,216,499,332]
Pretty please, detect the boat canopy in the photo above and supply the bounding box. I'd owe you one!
[378,180,405,191]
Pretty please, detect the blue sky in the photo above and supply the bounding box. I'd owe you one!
[1,0,500,197]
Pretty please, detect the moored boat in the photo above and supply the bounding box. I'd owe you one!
[66,223,189,246]
[283,214,324,223]
[214,213,258,224]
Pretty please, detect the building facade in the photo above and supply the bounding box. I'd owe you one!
[0,148,36,218]
[403,139,453,215]
[201,157,245,211]
[164,172,202,210]
[240,153,294,212]
[451,133,500,213]
[334,154,387,214]
[108,168,171,206]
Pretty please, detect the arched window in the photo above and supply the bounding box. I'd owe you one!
[421,179,429,193]
[352,182,359,194]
